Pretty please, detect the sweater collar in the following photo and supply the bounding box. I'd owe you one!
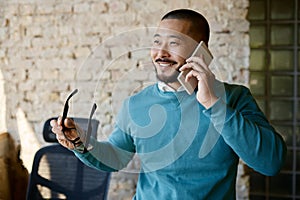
[157,81,186,92]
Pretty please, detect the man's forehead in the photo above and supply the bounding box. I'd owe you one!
[153,30,185,39]
[153,27,198,45]
[153,25,193,40]
[153,19,197,41]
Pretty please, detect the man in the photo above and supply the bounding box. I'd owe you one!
[51,9,286,199]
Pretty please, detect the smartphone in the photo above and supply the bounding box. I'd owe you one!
[177,41,213,95]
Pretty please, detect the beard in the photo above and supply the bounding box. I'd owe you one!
[155,69,180,83]
[153,61,181,84]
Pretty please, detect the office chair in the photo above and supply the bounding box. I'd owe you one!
[26,117,110,200]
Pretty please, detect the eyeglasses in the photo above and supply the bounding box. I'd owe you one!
[61,89,97,153]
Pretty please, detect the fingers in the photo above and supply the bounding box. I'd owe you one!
[50,118,76,149]
[50,119,62,135]
[182,63,212,82]
[186,55,208,69]
[180,55,214,82]
[179,55,217,108]
[65,118,76,129]
[180,55,209,72]
[50,117,77,134]
[57,116,62,126]
[57,137,75,150]
[185,69,203,82]
[53,117,76,128]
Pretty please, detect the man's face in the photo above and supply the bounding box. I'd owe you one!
[151,19,199,84]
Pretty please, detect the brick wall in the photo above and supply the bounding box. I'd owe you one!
[0,0,250,199]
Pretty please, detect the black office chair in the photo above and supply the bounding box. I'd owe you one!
[26,117,110,200]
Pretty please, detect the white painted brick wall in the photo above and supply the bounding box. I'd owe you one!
[0,0,250,199]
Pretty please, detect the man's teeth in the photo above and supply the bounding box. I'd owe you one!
[159,63,173,67]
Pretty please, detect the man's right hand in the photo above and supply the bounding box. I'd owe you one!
[50,117,83,150]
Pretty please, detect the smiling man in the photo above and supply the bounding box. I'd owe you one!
[51,9,286,199]
[151,13,209,89]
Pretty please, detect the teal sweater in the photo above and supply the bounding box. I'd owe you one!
[74,82,286,199]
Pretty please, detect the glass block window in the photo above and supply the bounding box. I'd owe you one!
[248,0,299,199]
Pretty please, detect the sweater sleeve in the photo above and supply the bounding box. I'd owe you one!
[203,85,287,176]
[73,99,136,172]
[73,125,135,172]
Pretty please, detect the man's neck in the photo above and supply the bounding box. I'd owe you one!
[167,81,182,90]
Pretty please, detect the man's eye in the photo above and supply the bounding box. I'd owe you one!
[153,40,161,45]
[170,41,179,46]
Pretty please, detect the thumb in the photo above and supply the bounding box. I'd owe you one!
[64,118,76,129]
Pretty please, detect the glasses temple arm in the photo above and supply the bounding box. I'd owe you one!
[84,103,97,148]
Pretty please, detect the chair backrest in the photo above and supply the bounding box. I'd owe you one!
[26,118,110,200]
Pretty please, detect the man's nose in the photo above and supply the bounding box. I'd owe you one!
[156,45,170,57]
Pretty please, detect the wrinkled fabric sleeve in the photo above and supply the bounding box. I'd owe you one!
[203,85,287,176]
[73,100,136,172]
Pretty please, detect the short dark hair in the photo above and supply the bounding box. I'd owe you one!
[161,9,210,44]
